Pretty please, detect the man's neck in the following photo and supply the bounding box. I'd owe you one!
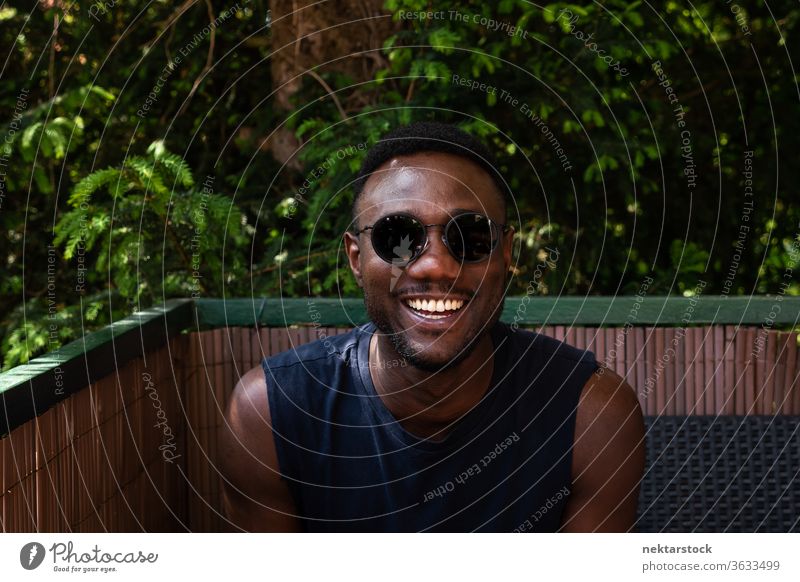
[368,332,495,440]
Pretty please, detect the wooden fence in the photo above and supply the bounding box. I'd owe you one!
[1,338,186,532]
[1,297,799,532]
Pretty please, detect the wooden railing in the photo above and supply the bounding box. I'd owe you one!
[1,296,799,532]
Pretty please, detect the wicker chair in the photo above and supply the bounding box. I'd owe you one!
[636,415,800,532]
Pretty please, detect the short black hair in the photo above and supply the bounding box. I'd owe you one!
[352,122,508,225]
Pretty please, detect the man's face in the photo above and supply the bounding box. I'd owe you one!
[344,152,514,372]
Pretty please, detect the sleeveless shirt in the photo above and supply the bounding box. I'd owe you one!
[263,321,597,532]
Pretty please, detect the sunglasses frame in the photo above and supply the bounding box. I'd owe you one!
[353,211,510,266]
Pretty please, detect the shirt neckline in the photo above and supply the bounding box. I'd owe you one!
[353,321,510,454]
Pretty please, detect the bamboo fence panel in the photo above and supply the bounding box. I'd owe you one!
[0,337,186,532]
[3,324,799,533]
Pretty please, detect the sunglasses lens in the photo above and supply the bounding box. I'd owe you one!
[447,214,496,262]
[372,215,425,264]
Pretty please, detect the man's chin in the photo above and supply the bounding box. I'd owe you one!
[387,331,480,373]
[365,293,505,372]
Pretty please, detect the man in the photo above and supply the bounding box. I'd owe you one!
[219,122,645,532]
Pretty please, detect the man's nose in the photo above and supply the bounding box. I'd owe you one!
[404,227,461,280]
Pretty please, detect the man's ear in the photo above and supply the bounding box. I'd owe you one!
[343,231,363,288]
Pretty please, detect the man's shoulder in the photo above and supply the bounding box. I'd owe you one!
[260,325,368,412]
[560,364,645,531]
[263,325,364,371]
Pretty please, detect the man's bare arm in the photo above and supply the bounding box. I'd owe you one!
[218,366,302,532]
[560,367,646,532]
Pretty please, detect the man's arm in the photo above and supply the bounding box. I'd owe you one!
[218,366,302,532]
[560,366,646,532]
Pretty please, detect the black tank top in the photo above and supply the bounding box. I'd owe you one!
[263,321,597,532]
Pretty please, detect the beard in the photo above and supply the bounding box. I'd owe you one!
[363,286,506,373]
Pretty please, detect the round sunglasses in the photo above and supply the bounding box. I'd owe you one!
[354,212,509,266]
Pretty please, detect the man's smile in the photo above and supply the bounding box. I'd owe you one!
[398,294,471,326]
[403,296,466,315]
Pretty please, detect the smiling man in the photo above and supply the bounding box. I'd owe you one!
[220,121,645,532]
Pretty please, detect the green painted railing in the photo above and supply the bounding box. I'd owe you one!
[195,296,800,327]
[2,295,799,436]
[0,299,194,437]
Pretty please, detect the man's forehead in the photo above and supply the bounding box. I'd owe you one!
[359,152,500,214]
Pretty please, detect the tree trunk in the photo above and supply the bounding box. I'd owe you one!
[265,0,397,166]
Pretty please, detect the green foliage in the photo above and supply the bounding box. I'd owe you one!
[1,0,798,369]
[284,0,800,298]
[1,292,110,370]
[0,2,270,369]
[54,140,249,304]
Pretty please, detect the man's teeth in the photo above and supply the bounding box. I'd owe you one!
[404,298,465,313]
